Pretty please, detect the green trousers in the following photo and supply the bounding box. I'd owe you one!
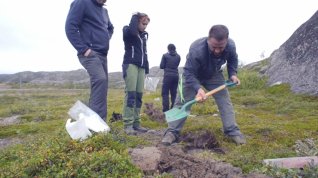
[122,64,145,127]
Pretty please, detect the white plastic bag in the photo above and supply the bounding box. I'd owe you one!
[78,113,110,133]
[144,76,160,92]
[65,100,110,140]
[65,118,92,140]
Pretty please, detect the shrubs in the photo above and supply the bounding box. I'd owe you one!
[0,130,143,177]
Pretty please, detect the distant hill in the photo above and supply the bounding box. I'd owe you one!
[0,67,183,89]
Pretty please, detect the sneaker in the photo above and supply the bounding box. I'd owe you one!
[133,125,149,133]
[161,132,176,146]
[124,125,137,135]
[229,135,246,145]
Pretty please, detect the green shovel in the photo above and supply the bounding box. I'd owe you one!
[164,81,237,123]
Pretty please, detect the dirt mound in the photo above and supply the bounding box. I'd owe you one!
[130,130,270,177]
[110,112,122,123]
[158,145,242,178]
[143,103,165,123]
[180,130,225,154]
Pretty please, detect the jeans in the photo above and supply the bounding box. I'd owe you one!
[78,52,108,120]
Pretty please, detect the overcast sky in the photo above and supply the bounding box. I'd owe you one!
[0,0,317,74]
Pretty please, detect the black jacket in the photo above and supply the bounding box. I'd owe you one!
[160,51,181,77]
[122,14,149,74]
[183,37,238,92]
[65,0,114,56]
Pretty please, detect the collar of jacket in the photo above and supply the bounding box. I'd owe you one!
[139,31,149,39]
[91,0,104,7]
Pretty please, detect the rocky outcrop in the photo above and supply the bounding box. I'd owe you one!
[265,10,318,95]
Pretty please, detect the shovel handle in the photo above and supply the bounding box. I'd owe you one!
[195,81,237,101]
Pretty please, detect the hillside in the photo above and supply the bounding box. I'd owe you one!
[0,67,184,89]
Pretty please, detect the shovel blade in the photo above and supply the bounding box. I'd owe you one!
[164,99,196,123]
[164,108,189,123]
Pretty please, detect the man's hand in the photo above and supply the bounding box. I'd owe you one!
[230,75,241,85]
[84,49,92,57]
[196,88,207,102]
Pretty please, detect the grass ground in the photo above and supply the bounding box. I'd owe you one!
[0,70,317,177]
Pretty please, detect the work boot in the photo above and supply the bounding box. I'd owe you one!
[133,125,149,133]
[229,135,246,145]
[161,132,176,146]
[124,125,137,135]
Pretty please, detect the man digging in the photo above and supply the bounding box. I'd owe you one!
[161,25,246,146]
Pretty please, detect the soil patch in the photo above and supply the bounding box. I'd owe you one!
[180,130,226,154]
[110,111,122,123]
[0,115,21,126]
[158,145,242,178]
[0,137,23,150]
[143,103,165,123]
[130,130,270,177]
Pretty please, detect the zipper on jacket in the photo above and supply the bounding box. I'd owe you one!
[131,46,134,58]
[138,35,144,66]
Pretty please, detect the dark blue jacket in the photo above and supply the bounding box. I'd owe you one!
[122,14,149,74]
[160,51,181,77]
[65,0,114,56]
[183,37,238,92]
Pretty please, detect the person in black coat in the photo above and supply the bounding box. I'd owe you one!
[160,44,181,112]
[122,12,150,135]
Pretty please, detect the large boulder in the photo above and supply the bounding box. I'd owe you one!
[265,10,318,95]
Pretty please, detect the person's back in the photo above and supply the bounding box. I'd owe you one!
[160,44,181,112]
[160,45,181,77]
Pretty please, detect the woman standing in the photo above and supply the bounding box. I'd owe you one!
[122,12,150,135]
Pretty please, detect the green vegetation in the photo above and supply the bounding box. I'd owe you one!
[0,69,317,177]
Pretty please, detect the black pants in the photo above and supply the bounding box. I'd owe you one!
[161,76,179,112]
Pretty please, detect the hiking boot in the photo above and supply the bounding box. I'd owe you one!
[229,135,246,145]
[161,132,176,146]
[133,125,149,133]
[124,125,137,135]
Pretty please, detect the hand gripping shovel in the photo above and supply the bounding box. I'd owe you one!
[164,81,237,123]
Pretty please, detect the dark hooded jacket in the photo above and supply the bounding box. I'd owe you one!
[160,51,181,77]
[183,37,238,92]
[122,14,149,74]
[65,0,114,56]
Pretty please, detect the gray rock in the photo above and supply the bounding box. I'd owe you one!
[265,10,318,95]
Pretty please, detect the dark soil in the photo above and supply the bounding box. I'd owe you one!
[131,129,270,178]
[143,102,165,123]
[130,103,271,177]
